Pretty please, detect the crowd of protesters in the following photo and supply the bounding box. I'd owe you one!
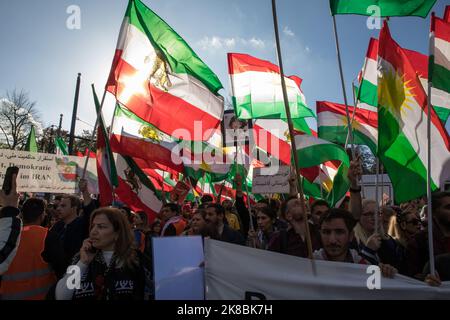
[0,156,449,300]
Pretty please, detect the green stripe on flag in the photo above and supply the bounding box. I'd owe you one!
[233,95,316,120]
[330,0,436,18]
[319,126,377,155]
[432,64,450,93]
[433,105,450,124]
[358,79,378,107]
[378,109,438,203]
[127,0,223,93]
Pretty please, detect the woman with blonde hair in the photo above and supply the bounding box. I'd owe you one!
[55,207,152,300]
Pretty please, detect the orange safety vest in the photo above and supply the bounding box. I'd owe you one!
[0,225,57,300]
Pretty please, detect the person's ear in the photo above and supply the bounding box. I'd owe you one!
[400,221,406,230]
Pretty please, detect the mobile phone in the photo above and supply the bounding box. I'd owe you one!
[2,166,19,196]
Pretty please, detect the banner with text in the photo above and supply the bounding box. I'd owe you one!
[0,149,98,194]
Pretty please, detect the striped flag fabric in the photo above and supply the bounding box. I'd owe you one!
[330,0,436,18]
[377,21,450,203]
[430,8,450,124]
[107,0,224,141]
[317,101,378,154]
[110,103,184,172]
[55,137,68,156]
[228,53,315,120]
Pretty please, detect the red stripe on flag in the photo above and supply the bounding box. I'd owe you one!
[253,123,291,164]
[380,22,450,151]
[110,134,184,172]
[228,53,303,90]
[316,101,378,128]
[434,15,450,42]
[107,56,221,141]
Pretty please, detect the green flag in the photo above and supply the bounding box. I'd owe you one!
[25,126,37,152]
[55,137,68,156]
[330,0,436,18]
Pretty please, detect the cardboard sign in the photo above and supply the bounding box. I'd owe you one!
[252,166,290,194]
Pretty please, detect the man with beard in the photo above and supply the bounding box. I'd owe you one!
[267,197,321,258]
[205,203,245,245]
[406,191,450,280]
[314,208,397,278]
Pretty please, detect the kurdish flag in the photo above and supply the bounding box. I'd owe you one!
[430,9,450,124]
[330,0,436,18]
[293,134,350,207]
[317,101,378,154]
[228,53,315,120]
[377,21,450,204]
[357,38,429,113]
[107,0,224,141]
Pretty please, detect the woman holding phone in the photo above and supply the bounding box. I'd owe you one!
[55,207,152,300]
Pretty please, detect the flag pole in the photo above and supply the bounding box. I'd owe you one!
[332,15,356,160]
[82,89,107,180]
[238,144,255,232]
[271,0,314,262]
[380,163,384,205]
[426,12,436,276]
[375,157,380,234]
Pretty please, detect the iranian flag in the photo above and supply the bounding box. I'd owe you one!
[430,8,450,124]
[317,101,378,154]
[377,21,450,203]
[113,153,163,222]
[330,0,436,18]
[228,53,315,120]
[110,103,184,172]
[107,0,224,141]
[94,85,119,207]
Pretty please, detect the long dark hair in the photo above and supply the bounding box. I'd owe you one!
[90,207,138,269]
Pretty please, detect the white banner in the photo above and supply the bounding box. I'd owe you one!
[204,239,450,300]
[252,166,290,194]
[0,149,98,194]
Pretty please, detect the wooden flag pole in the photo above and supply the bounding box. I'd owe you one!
[271,0,314,261]
[426,13,436,276]
[332,15,356,160]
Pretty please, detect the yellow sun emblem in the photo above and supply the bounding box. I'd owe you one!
[284,130,291,142]
[139,126,161,142]
[340,116,361,132]
[378,66,416,120]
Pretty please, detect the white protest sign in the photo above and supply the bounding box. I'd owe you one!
[0,149,98,194]
[252,165,290,194]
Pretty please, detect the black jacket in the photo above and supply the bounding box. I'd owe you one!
[52,200,98,268]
